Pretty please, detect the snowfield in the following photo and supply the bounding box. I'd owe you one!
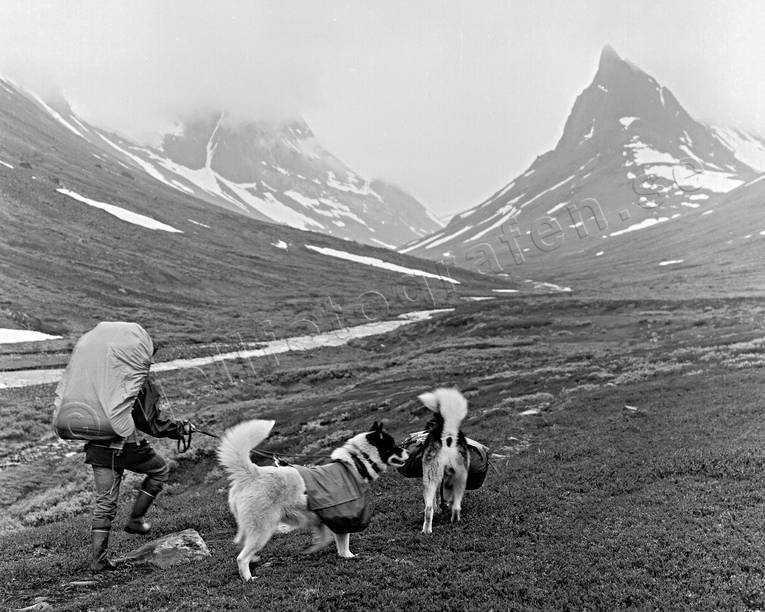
[56,188,183,233]
[610,217,669,237]
[0,329,61,344]
[304,245,459,284]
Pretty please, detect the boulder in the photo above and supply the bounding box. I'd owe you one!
[116,529,210,569]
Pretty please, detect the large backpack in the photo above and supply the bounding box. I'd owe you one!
[52,322,153,441]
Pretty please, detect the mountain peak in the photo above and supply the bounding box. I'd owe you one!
[594,44,645,82]
[599,44,621,66]
[404,45,757,263]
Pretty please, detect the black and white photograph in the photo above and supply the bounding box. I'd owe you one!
[2,1,765,609]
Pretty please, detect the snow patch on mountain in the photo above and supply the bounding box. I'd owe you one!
[326,171,381,200]
[610,217,669,237]
[467,212,516,243]
[25,89,85,139]
[371,238,397,249]
[98,133,181,191]
[0,329,61,344]
[521,176,575,210]
[257,191,323,229]
[399,230,445,253]
[711,126,765,172]
[691,172,744,193]
[625,140,679,165]
[547,201,570,215]
[525,280,572,293]
[742,174,765,188]
[425,226,473,249]
[57,188,183,233]
[305,245,459,284]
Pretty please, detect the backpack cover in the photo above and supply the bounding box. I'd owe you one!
[52,322,153,440]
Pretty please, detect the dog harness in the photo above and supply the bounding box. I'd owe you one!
[294,461,372,534]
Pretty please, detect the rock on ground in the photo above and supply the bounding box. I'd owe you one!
[116,528,211,569]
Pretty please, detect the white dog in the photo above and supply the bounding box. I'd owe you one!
[217,419,408,581]
[417,388,470,534]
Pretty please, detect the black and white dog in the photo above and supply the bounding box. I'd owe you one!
[218,419,408,581]
[417,388,470,534]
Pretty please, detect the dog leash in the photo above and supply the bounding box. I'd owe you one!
[178,426,327,465]
[249,448,329,466]
[195,428,220,439]
[176,426,217,453]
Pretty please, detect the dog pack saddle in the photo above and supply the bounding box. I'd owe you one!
[398,431,490,490]
[294,461,372,534]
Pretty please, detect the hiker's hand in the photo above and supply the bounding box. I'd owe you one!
[182,421,197,435]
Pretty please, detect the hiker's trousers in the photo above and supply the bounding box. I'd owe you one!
[85,441,170,529]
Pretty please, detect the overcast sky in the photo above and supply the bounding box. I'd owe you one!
[0,1,763,218]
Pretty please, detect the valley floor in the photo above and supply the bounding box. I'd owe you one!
[3,295,765,610]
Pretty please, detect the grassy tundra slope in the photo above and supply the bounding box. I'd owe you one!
[4,296,765,610]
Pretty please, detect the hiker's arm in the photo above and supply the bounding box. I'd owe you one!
[132,378,190,440]
[139,408,188,440]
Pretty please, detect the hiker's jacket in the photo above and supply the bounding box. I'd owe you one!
[131,377,185,440]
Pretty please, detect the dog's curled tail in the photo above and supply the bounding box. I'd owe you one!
[217,419,276,481]
[419,388,468,434]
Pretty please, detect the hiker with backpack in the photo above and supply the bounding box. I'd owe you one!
[52,322,196,572]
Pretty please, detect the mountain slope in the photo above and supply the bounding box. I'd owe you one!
[0,74,509,343]
[514,170,765,297]
[41,100,441,247]
[402,46,759,284]
[709,125,765,172]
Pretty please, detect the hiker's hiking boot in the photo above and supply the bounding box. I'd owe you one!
[124,489,156,535]
[91,526,118,572]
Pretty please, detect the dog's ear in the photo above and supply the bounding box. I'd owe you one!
[371,421,383,434]
[418,392,440,412]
